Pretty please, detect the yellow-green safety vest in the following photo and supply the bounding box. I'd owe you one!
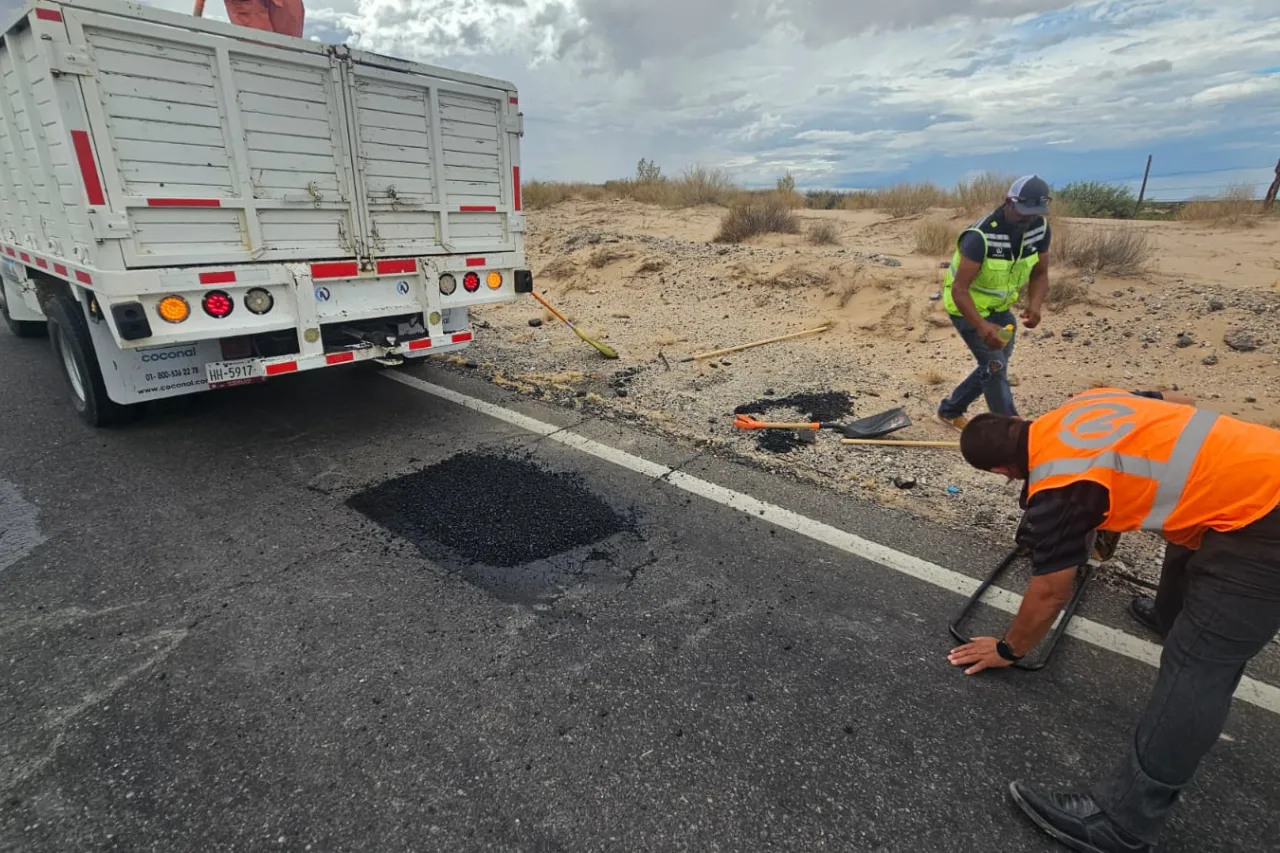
[943,211,1047,318]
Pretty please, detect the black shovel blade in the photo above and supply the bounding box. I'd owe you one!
[836,407,912,439]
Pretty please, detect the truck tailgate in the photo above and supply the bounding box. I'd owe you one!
[60,3,519,269]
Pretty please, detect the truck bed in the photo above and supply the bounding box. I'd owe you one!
[0,0,524,273]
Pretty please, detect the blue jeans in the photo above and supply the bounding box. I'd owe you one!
[937,309,1017,418]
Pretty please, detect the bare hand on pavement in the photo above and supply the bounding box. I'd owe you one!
[948,637,1014,675]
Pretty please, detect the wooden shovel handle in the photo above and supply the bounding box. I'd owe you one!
[840,439,960,447]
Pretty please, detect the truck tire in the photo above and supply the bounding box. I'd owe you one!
[0,281,44,338]
[45,290,137,427]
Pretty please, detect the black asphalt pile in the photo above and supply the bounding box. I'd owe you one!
[733,391,854,453]
[347,452,629,568]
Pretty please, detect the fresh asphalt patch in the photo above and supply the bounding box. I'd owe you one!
[347,450,645,606]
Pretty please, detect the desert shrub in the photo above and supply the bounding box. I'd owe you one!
[669,165,739,206]
[522,181,607,209]
[806,220,840,245]
[805,190,848,210]
[1058,181,1136,219]
[1053,221,1150,275]
[956,172,1015,214]
[915,218,960,255]
[1177,185,1261,227]
[841,190,878,211]
[870,182,956,216]
[713,196,800,243]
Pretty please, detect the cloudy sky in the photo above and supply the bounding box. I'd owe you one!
[8,0,1280,197]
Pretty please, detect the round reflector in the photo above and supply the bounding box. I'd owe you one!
[244,287,274,315]
[156,294,188,324]
[202,290,234,319]
[439,273,457,296]
[462,272,480,293]
[157,295,190,324]
[486,271,503,290]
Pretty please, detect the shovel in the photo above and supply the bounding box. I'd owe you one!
[733,406,913,440]
[530,291,618,359]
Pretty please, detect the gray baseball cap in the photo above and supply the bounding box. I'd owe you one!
[1008,175,1051,215]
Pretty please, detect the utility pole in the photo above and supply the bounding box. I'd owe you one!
[1263,157,1280,212]
[1133,154,1153,218]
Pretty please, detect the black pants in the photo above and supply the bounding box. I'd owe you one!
[1091,506,1280,843]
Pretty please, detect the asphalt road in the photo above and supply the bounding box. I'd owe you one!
[1,328,1278,853]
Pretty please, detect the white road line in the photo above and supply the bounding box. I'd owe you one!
[385,372,1280,716]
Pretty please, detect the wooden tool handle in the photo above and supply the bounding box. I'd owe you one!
[680,325,831,362]
[530,291,570,326]
[840,439,960,447]
[736,421,820,431]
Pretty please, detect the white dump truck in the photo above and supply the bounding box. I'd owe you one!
[0,0,530,425]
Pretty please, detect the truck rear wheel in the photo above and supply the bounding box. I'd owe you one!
[45,291,137,427]
[0,281,44,338]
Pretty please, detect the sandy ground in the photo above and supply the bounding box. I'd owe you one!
[463,201,1280,587]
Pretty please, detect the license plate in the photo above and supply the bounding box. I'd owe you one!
[205,358,264,386]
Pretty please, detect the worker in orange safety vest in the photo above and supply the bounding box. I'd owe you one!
[948,387,1280,853]
[224,0,304,37]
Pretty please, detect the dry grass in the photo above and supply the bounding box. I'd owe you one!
[1053,219,1151,276]
[955,172,1015,215]
[713,195,800,243]
[920,367,949,386]
[636,257,667,274]
[867,182,957,217]
[830,265,864,308]
[1178,185,1261,227]
[522,180,607,209]
[1046,277,1090,307]
[915,218,960,255]
[806,220,840,246]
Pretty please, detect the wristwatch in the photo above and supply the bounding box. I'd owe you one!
[996,638,1024,662]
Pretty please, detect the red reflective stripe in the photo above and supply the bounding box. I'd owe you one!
[465,257,485,267]
[74,271,92,285]
[3,247,13,256]
[35,8,62,21]
[70,131,106,207]
[451,332,473,344]
[509,96,518,104]
[326,352,355,365]
[199,271,236,285]
[53,263,67,276]
[311,261,359,279]
[18,252,30,262]
[35,258,48,269]
[513,166,521,211]
[147,198,221,208]
[458,205,496,212]
[265,361,297,376]
[408,338,433,351]
[375,258,416,275]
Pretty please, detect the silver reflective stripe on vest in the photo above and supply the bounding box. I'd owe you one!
[1030,403,1221,533]
[972,285,1009,298]
[1028,452,1167,486]
[1141,409,1221,529]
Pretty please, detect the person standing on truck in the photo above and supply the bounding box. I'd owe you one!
[935,175,1053,431]
[948,388,1280,853]
[224,0,304,37]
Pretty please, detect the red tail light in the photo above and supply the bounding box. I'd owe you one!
[463,272,480,292]
[202,290,234,318]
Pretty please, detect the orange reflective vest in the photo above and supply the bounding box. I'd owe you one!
[1026,388,1280,548]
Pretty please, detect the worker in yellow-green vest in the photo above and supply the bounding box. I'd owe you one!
[935,175,1053,431]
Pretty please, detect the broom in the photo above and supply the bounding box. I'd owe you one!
[530,291,618,359]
